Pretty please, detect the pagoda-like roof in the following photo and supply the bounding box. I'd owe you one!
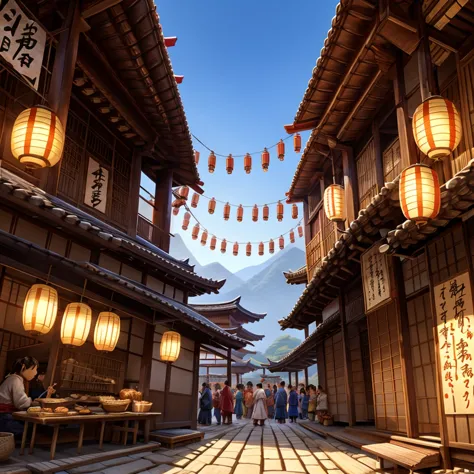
[283,266,308,285]
[234,347,257,356]
[226,326,264,342]
[191,297,266,324]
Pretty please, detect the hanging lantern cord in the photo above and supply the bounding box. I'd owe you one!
[80,279,88,303]
[45,264,53,284]
[331,149,336,185]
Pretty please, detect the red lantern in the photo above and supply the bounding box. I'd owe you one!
[201,230,208,246]
[192,223,199,240]
[252,205,258,222]
[173,207,180,216]
[172,198,185,208]
[279,235,284,250]
[182,212,190,230]
[233,242,239,256]
[191,193,200,208]
[258,242,264,256]
[289,230,295,243]
[269,239,275,254]
[261,148,270,172]
[276,201,284,222]
[194,150,200,165]
[226,154,234,174]
[298,226,303,238]
[224,202,231,221]
[237,205,244,222]
[294,133,301,153]
[263,204,269,221]
[277,139,285,161]
[292,203,298,219]
[208,151,216,173]
[210,235,217,250]
[246,242,252,256]
[178,186,189,200]
[208,197,216,214]
[221,239,227,254]
[244,153,252,174]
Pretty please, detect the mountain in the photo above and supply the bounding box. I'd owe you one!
[264,334,302,361]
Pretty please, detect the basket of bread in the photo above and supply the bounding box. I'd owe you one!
[101,399,130,413]
[119,389,142,402]
[37,398,76,410]
[132,401,153,413]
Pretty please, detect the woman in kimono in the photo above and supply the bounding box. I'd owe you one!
[301,388,309,419]
[265,384,274,419]
[198,383,212,425]
[308,385,317,421]
[316,385,328,420]
[251,383,267,426]
[288,385,299,423]
[220,380,234,425]
[274,381,288,424]
[244,382,254,419]
[234,384,244,420]
[212,383,222,425]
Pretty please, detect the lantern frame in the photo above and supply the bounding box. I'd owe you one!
[94,312,121,352]
[22,284,58,336]
[160,331,181,363]
[61,302,92,347]
[324,184,345,222]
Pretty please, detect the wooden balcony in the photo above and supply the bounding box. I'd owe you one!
[137,214,170,251]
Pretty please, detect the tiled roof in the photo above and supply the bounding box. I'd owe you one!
[191,297,267,323]
[226,326,265,342]
[283,265,308,285]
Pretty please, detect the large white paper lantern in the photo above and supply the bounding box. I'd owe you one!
[61,302,92,347]
[324,184,345,222]
[94,312,120,352]
[22,284,58,335]
[160,331,181,362]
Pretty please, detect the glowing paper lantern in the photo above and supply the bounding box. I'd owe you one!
[192,224,200,240]
[399,164,440,223]
[244,153,252,174]
[292,204,298,219]
[277,139,285,161]
[11,106,65,168]
[261,148,270,172]
[172,198,185,208]
[194,150,200,164]
[269,239,275,254]
[289,230,295,243]
[223,202,230,221]
[22,284,58,335]
[201,230,208,246]
[208,198,216,214]
[61,302,92,347]
[252,205,258,222]
[263,204,269,221]
[221,239,227,254]
[172,207,179,216]
[177,186,189,200]
[324,184,345,222]
[182,212,191,230]
[294,133,301,153]
[276,202,284,222]
[279,235,285,250]
[191,193,200,208]
[246,242,252,256]
[412,96,462,160]
[208,151,216,173]
[237,205,244,222]
[94,312,120,352]
[226,154,234,174]
[210,235,217,250]
[258,242,264,256]
[233,242,239,256]
[298,226,303,238]
[160,331,181,362]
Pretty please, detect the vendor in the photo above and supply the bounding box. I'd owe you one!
[0,356,39,435]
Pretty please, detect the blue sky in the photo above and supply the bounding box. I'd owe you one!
[145,1,339,272]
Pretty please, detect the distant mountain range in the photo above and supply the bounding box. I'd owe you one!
[169,233,307,350]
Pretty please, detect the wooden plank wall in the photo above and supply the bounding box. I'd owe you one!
[356,139,378,210]
[382,138,401,184]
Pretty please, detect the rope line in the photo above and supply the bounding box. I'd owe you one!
[197,194,288,208]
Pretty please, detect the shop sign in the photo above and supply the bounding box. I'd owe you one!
[434,271,474,415]
[361,242,391,313]
[0,0,46,90]
[84,157,109,214]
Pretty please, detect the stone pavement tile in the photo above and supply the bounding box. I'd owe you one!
[313,451,329,460]
[69,462,106,473]
[294,447,311,456]
[211,457,237,468]
[233,464,260,474]
[282,459,305,473]
[184,453,198,461]
[101,456,135,467]
[264,459,282,471]
[320,459,338,470]
[145,454,175,464]
[263,448,280,459]
[202,449,221,457]
[279,448,297,459]
[147,466,185,474]
[184,460,206,473]
[101,459,154,474]
[237,455,260,465]
[173,458,191,468]
[199,466,231,474]
[299,455,320,466]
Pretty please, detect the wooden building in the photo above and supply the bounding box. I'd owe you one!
[270,0,474,469]
[0,0,247,433]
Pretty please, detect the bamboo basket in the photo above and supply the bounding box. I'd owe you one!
[132,401,153,413]
[0,433,14,461]
[101,400,130,413]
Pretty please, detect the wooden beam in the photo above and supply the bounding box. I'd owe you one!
[153,170,173,252]
[226,347,232,384]
[372,120,385,190]
[341,147,358,225]
[82,0,122,19]
[127,149,142,238]
[163,362,172,422]
[190,342,200,429]
[138,323,154,399]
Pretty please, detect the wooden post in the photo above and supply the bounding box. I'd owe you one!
[392,258,419,439]
[127,149,142,238]
[226,347,232,384]
[43,0,82,194]
[190,342,200,429]
[263,367,266,375]
[295,371,299,388]
[303,200,311,247]
[341,148,358,224]
[44,319,61,389]
[393,51,418,169]
[339,292,356,426]
[163,362,172,422]
[138,323,154,399]
[288,372,292,386]
[153,169,173,252]
[304,325,310,386]
[372,121,384,190]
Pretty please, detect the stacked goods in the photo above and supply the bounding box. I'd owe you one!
[101,399,130,413]
[119,389,142,402]
[132,401,153,413]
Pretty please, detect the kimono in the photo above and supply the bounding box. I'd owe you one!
[301,394,310,419]
[251,388,267,424]
[288,390,299,418]
[234,390,244,419]
[265,387,274,418]
[244,388,254,419]
[220,385,234,424]
[198,387,212,425]
[274,387,288,421]
[0,374,32,435]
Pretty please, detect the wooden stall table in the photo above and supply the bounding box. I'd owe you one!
[13,411,161,460]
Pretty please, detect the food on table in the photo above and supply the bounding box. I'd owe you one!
[43,408,53,413]
[119,389,142,402]
[27,407,41,413]
[79,396,88,401]
[70,394,81,399]
[54,406,69,413]
[43,398,67,403]
[79,408,91,415]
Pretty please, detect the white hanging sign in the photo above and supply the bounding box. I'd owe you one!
[84,157,109,214]
[0,0,46,90]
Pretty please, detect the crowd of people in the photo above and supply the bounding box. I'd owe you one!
[198,380,328,427]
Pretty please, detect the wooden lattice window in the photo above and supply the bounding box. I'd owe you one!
[356,140,378,210]
[86,117,114,166]
[308,184,321,215]
[403,252,429,296]
[58,137,85,202]
[321,209,336,257]
[383,139,401,183]
[111,150,131,228]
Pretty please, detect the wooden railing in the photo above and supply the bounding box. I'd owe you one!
[137,214,154,242]
[306,231,322,280]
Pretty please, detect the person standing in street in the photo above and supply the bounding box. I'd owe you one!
[265,384,275,419]
[244,382,254,419]
[251,383,268,426]
[274,381,288,424]
[234,384,244,420]
[212,383,222,425]
[198,383,212,425]
[288,385,299,423]
[220,380,234,425]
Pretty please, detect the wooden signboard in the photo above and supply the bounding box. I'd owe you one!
[361,242,392,313]
[434,271,474,415]
[84,157,109,214]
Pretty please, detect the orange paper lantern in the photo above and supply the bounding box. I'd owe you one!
[221,239,227,254]
[208,151,216,173]
[277,139,285,161]
[279,235,285,249]
[173,207,180,216]
[292,203,298,219]
[178,186,189,200]
[246,242,252,256]
[269,239,275,254]
[210,235,217,250]
[191,193,200,208]
[194,150,200,165]
[258,242,264,256]
[324,184,345,222]
[298,226,303,238]
[289,230,295,243]
[294,133,301,153]
[399,164,440,223]
[263,204,269,221]
[261,148,270,172]
[172,198,185,208]
[233,242,239,256]
[182,212,191,230]
[226,154,234,174]
[276,201,284,222]
[192,223,200,240]
[244,153,252,174]
[201,230,208,246]
[237,205,244,222]
[208,197,216,214]
[252,205,258,222]
[223,202,231,220]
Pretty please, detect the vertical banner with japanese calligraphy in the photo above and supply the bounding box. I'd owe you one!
[434,272,474,415]
[84,157,109,214]
[361,242,392,313]
[0,0,46,89]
